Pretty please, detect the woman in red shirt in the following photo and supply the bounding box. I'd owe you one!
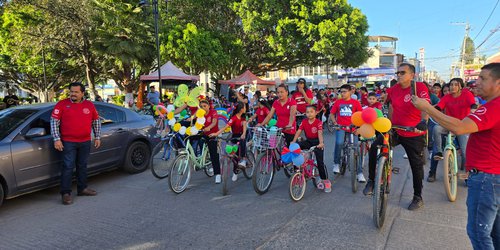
[292,78,313,114]
[197,100,222,184]
[258,84,297,146]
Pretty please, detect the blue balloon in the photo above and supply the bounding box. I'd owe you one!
[289,143,300,153]
[281,153,293,164]
[292,154,305,167]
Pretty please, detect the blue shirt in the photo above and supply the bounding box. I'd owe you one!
[147,91,160,105]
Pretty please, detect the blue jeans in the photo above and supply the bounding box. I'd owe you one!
[466,172,500,250]
[60,141,91,195]
[333,130,360,173]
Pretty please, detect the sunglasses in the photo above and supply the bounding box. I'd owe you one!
[396,71,407,76]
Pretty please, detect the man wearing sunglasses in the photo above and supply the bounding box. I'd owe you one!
[363,63,430,211]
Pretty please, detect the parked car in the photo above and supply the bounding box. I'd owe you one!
[0,102,160,207]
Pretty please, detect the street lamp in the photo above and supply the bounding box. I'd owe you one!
[139,0,165,97]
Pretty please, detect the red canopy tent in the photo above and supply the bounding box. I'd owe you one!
[219,70,275,86]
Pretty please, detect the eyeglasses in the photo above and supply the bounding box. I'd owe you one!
[396,71,407,76]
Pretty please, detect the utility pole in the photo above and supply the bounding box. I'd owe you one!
[452,22,470,79]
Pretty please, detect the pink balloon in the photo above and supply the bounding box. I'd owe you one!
[361,107,378,124]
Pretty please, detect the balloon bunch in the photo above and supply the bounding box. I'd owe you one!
[281,143,305,167]
[172,109,207,136]
[225,144,239,154]
[351,107,392,138]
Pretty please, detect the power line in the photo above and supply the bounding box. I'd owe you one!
[475,24,500,49]
[472,0,500,41]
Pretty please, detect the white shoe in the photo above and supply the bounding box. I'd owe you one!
[332,164,340,174]
[403,153,408,159]
[232,173,238,182]
[238,159,247,168]
[215,174,221,184]
[357,173,366,183]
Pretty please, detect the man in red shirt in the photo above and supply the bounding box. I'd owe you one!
[412,63,500,250]
[363,63,430,211]
[330,84,363,180]
[51,82,101,205]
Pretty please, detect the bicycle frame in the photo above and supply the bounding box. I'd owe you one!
[180,136,210,169]
[377,133,393,186]
[444,133,458,174]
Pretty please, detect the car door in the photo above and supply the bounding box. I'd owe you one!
[10,110,62,191]
[87,104,128,170]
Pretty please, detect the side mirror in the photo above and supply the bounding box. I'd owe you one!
[25,128,46,138]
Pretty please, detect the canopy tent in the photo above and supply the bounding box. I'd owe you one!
[219,70,276,86]
[139,61,200,82]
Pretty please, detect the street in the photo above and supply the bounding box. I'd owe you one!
[0,131,470,250]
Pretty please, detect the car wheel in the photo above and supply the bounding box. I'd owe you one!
[123,141,151,174]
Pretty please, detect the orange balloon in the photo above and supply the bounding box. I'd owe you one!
[373,117,392,133]
[358,124,375,138]
[351,111,364,127]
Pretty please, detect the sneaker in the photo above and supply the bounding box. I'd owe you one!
[215,174,221,184]
[403,153,408,159]
[238,159,247,168]
[316,180,325,190]
[324,180,332,193]
[363,180,374,196]
[357,173,366,183]
[433,152,444,161]
[408,195,424,210]
[232,173,238,182]
[427,173,436,183]
[332,164,340,174]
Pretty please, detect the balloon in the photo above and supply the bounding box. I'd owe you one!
[351,111,364,127]
[375,108,384,118]
[197,117,206,125]
[155,110,159,116]
[167,112,174,120]
[358,124,376,138]
[153,105,157,111]
[180,110,188,117]
[232,145,239,153]
[168,118,176,126]
[292,154,305,167]
[190,126,199,135]
[195,123,204,130]
[373,117,392,133]
[166,104,175,113]
[225,145,233,154]
[173,123,181,132]
[361,108,378,124]
[289,143,301,154]
[195,109,206,118]
[281,153,293,164]
[224,127,231,133]
[268,119,277,127]
[185,127,192,136]
[179,126,187,135]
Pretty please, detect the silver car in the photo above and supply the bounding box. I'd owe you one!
[0,102,160,207]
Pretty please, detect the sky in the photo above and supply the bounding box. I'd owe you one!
[349,0,500,81]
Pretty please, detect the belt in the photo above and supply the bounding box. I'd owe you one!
[468,169,484,174]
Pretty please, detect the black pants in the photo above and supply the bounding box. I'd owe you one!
[232,134,246,159]
[284,133,294,147]
[202,136,221,175]
[298,139,328,180]
[368,132,426,198]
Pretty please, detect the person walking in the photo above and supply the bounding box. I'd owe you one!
[51,82,101,205]
[412,63,500,250]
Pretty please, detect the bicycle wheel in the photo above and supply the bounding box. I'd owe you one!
[443,149,457,202]
[340,148,347,176]
[350,148,358,193]
[221,156,232,196]
[169,154,191,194]
[289,172,306,201]
[203,150,214,177]
[243,150,256,179]
[373,156,388,229]
[252,151,276,195]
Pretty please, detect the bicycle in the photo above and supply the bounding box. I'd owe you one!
[169,133,214,194]
[217,133,256,196]
[442,131,462,202]
[332,125,359,193]
[151,131,184,179]
[252,127,293,195]
[289,146,322,201]
[372,125,415,229]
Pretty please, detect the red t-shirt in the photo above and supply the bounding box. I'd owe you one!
[361,93,369,106]
[204,109,219,135]
[316,100,324,112]
[386,82,430,137]
[51,99,99,142]
[466,97,500,174]
[255,107,270,124]
[299,118,323,139]
[188,106,198,116]
[272,98,297,135]
[368,102,383,110]
[437,91,475,120]
[227,115,246,135]
[330,99,363,126]
[292,89,313,114]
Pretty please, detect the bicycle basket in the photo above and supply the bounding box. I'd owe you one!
[252,127,283,150]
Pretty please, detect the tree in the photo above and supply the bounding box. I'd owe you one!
[461,36,476,64]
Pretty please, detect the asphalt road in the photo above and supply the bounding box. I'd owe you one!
[0,131,471,250]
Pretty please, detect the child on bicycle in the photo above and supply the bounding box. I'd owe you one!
[210,101,247,182]
[247,98,270,125]
[291,105,330,192]
[367,92,383,110]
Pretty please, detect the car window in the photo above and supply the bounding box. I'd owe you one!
[0,109,38,140]
[25,110,52,136]
[95,105,125,124]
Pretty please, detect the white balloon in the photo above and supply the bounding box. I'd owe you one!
[168,118,176,126]
[179,126,187,135]
[166,104,175,113]
[190,126,199,135]
[196,117,206,124]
